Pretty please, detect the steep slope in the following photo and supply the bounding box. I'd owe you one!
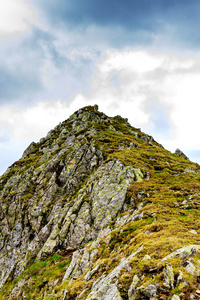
[0,105,200,300]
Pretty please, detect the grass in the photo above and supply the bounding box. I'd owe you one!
[0,254,71,300]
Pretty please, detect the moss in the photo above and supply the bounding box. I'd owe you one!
[118,269,133,298]
[0,254,71,299]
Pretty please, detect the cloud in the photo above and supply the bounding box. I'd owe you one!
[1,0,200,174]
[2,0,199,109]
[31,0,200,49]
[0,100,77,175]
[33,0,190,29]
[0,0,36,37]
[1,49,200,145]
[0,101,71,141]
[0,26,53,104]
[71,49,200,156]
[1,48,200,175]
[0,63,43,103]
[0,23,99,106]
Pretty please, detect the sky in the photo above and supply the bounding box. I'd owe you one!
[1,0,200,174]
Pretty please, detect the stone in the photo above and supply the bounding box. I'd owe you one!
[93,104,99,111]
[88,284,123,300]
[161,245,200,262]
[175,148,189,160]
[84,263,105,281]
[141,135,153,144]
[128,275,140,300]
[21,141,37,159]
[182,200,187,205]
[129,142,139,149]
[176,270,183,286]
[163,263,174,289]
[184,167,196,173]
[89,161,142,231]
[143,255,151,260]
[177,270,187,289]
[182,260,200,276]
[62,289,69,300]
[86,246,143,300]
[189,230,197,234]
[171,295,180,300]
[62,249,84,282]
[141,284,157,298]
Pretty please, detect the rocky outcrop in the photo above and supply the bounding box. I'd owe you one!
[84,246,143,300]
[175,148,189,160]
[0,105,200,300]
[0,143,142,287]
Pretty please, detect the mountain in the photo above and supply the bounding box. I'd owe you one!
[0,105,200,300]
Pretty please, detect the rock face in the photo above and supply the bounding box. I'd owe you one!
[0,105,200,299]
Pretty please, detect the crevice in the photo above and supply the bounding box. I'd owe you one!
[38,280,48,291]
[55,163,64,187]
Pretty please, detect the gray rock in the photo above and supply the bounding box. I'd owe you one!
[128,275,140,300]
[129,142,139,148]
[145,230,152,235]
[63,246,94,283]
[182,260,200,276]
[163,263,174,289]
[182,200,187,205]
[141,135,153,144]
[58,160,142,249]
[62,249,84,282]
[89,161,142,231]
[176,270,188,289]
[189,230,197,234]
[21,142,37,159]
[171,295,180,300]
[86,246,143,300]
[161,245,200,262]
[93,104,99,111]
[175,148,189,160]
[185,167,196,173]
[141,284,157,298]
[84,263,105,281]
[143,255,151,260]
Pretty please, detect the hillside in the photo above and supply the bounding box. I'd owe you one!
[0,105,200,300]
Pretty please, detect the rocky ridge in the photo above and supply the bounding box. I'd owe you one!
[0,105,200,299]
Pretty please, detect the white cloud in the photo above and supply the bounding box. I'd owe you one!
[0,101,73,175]
[78,49,200,158]
[1,48,200,175]
[3,48,197,156]
[0,101,72,141]
[99,50,164,74]
[0,0,36,36]
[163,72,200,150]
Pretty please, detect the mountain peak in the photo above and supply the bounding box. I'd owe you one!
[0,106,199,300]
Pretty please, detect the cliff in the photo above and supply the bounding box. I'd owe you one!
[0,105,200,300]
